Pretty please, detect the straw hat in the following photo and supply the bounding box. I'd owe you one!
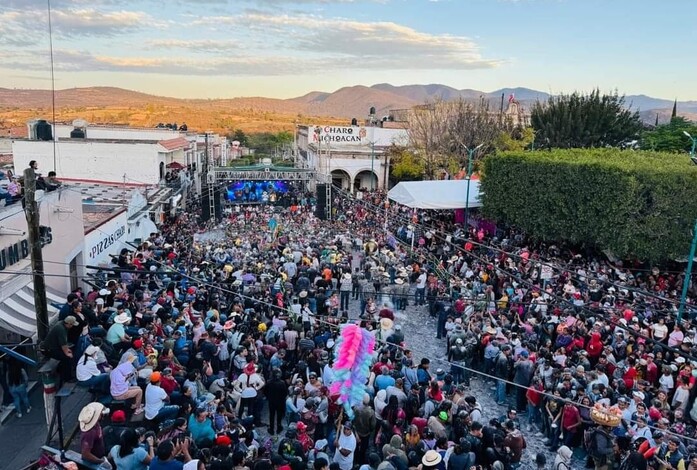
[380,318,394,331]
[78,402,106,432]
[422,450,442,467]
[114,312,130,324]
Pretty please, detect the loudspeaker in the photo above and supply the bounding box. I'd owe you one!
[201,187,223,223]
[315,184,327,220]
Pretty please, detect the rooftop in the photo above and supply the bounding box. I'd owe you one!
[82,205,126,234]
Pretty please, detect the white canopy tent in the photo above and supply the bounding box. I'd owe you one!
[387,180,482,209]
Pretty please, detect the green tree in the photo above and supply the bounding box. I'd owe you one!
[494,127,535,152]
[641,117,697,153]
[531,90,642,149]
[228,129,249,147]
[481,149,697,262]
[388,146,425,181]
[247,131,293,157]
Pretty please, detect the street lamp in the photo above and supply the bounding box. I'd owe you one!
[370,141,376,190]
[463,144,483,228]
[678,153,697,321]
[684,131,697,162]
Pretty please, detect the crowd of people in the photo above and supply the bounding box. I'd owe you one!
[30,182,697,470]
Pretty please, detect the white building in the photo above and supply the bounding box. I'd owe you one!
[13,121,228,188]
[78,183,162,269]
[0,188,84,341]
[297,124,408,192]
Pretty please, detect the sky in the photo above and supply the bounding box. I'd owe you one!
[0,0,695,100]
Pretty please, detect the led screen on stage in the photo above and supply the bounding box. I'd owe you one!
[225,180,290,202]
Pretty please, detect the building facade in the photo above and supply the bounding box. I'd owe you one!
[296,124,408,192]
[0,188,84,341]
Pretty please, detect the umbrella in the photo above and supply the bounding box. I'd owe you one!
[167,162,184,169]
[242,273,256,282]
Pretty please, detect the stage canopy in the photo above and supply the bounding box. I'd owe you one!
[387,179,482,210]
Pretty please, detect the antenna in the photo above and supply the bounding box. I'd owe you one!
[47,0,57,172]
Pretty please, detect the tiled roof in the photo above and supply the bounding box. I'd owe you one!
[158,136,190,151]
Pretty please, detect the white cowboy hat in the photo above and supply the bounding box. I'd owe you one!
[78,402,106,432]
[114,312,130,324]
[422,450,442,467]
[343,273,352,280]
[380,318,394,330]
[395,278,404,285]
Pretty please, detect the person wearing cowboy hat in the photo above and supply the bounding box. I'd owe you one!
[78,402,109,466]
[106,310,132,354]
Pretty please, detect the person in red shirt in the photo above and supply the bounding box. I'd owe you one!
[560,402,582,447]
[159,367,179,395]
[587,332,604,363]
[622,357,638,389]
[645,353,659,385]
[526,379,544,430]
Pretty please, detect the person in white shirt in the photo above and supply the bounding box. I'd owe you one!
[333,422,357,470]
[76,345,110,394]
[234,362,265,424]
[145,372,179,422]
[415,273,427,306]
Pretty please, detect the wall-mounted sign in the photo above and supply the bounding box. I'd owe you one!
[310,126,368,145]
[0,230,52,271]
[87,225,126,260]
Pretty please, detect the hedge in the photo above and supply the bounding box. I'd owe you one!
[480,149,697,262]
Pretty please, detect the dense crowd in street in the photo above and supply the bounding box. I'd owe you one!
[10,184,697,470]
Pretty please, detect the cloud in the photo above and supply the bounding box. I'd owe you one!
[0,7,155,45]
[198,12,502,70]
[0,48,305,76]
[146,39,240,53]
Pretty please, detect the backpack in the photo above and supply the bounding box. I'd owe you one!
[584,428,599,457]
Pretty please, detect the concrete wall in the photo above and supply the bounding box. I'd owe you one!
[54,124,183,142]
[13,140,161,185]
[0,188,85,300]
[83,210,128,268]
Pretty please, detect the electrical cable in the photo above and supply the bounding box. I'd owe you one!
[337,186,697,365]
[23,188,694,444]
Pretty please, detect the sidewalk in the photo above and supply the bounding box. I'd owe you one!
[0,384,91,470]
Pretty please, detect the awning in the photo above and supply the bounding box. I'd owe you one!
[387,180,482,209]
[0,282,64,338]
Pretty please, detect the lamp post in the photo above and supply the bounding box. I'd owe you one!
[679,220,697,322]
[685,131,697,160]
[679,146,697,321]
[370,141,376,190]
[463,144,483,228]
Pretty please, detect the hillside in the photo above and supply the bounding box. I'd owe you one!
[0,84,694,134]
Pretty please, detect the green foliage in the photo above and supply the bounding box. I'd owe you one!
[494,127,535,152]
[641,117,697,153]
[247,131,293,156]
[481,149,697,262]
[531,90,642,149]
[389,146,426,181]
[228,129,249,147]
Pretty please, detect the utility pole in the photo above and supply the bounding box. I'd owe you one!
[24,167,49,343]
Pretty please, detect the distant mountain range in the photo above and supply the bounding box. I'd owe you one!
[1,84,695,127]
